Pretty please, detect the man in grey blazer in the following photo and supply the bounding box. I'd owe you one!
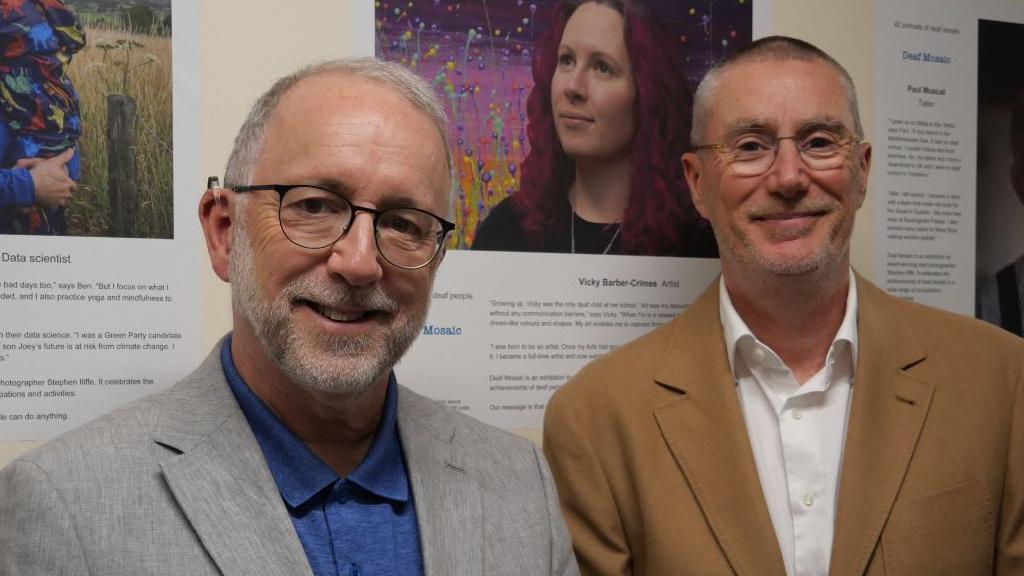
[0,58,577,576]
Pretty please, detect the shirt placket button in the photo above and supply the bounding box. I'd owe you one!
[334,483,350,503]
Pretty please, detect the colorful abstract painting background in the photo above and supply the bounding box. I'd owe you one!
[376,0,752,248]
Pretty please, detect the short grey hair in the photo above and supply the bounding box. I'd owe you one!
[691,36,864,144]
[224,57,454,211]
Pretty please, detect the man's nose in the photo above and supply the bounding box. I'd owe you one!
[765,138,809,198]
[326,213,384,286]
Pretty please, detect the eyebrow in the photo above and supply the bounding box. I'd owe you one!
[557,44,625,70]
[306,177,434,212]
[722,116,851,140]
[296,177,353,201]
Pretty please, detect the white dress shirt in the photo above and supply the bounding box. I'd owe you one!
[719,271,858,576]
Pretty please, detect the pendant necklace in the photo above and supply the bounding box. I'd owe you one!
[570,205,621,255]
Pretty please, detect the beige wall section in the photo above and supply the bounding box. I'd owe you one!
[771,0,878,276]
[199,0,364,352]
[0,0,880,468]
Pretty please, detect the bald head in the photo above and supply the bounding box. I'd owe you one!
[224,58,453,198]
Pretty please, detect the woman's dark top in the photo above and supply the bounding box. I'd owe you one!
[470,195,718,257]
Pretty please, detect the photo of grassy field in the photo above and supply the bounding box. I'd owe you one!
[65,0,172,238]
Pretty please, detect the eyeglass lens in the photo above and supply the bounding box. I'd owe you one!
[278,186,444,269]
[726,131,853,176]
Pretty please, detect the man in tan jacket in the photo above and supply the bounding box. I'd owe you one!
[544,36,1024,575]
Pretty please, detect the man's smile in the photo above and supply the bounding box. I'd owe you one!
[294,298,389,327]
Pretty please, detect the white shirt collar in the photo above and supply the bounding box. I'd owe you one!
[719,268,859,381]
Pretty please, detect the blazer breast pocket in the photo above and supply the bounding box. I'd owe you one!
[881,477,994,575]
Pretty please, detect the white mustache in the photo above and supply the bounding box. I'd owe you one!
[284,275,399,313]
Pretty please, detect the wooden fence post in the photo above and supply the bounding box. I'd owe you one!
[107,94,138,237]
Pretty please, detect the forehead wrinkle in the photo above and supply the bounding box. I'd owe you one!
[326,149,444,209]
[722,118,775,137]
[280,120,444,189]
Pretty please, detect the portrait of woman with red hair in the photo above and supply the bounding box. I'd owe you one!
[471,0,717,256]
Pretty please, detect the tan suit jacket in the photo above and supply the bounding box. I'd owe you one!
[544,275,1024,575]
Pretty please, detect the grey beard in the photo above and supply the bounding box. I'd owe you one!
[229,228,426,397]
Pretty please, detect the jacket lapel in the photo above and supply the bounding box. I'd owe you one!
[397,387,483,576]
[653,284,787,576]
[152,347,313,576]
[829,277,933,575]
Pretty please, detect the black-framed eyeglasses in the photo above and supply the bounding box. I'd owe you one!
[694,129,860,177]
[228,183,455,270]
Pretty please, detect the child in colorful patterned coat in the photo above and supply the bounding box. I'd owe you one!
[0,0,84,235]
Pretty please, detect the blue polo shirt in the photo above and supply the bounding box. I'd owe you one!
[221,337,424,576]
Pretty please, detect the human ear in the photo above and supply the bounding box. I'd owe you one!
[853,141,873,208]
[198,186,237,282]
[682,152,710,219]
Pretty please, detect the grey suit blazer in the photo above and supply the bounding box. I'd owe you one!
[0,344,578,576]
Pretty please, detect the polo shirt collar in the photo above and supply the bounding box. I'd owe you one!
[221,336,411,509]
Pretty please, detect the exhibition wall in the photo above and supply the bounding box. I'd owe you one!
[3,0,1021,467]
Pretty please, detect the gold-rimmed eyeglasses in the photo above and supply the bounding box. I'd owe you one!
[226,183,454,270]
[694,129,860,177]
